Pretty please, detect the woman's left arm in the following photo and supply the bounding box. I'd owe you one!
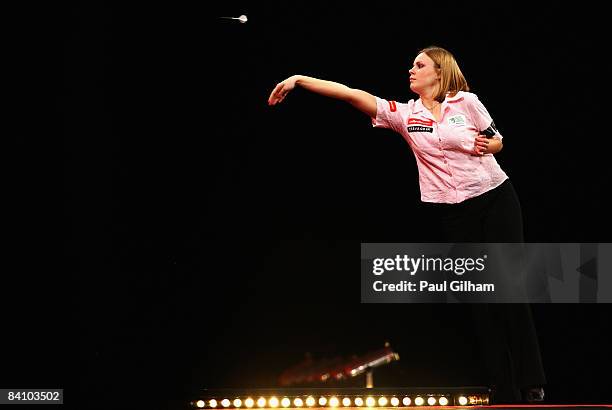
[474,135,503,155]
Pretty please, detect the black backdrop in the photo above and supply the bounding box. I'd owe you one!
[58,1,612,408]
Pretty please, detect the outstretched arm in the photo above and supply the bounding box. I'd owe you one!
[268,75,377,118]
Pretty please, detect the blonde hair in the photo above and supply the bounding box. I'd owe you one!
[419,46,469,103]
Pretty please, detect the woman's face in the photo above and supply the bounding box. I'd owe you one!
[409,52,440,94]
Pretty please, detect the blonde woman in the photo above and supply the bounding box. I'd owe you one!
[268,46,545,403]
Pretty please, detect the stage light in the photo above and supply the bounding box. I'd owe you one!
[195,388,489,409]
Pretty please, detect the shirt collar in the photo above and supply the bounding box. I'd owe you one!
[412,99,435,120]
[445,91,465,103]
[413,92,465,117]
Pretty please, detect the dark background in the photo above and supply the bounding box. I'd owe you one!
[48,0,612,408]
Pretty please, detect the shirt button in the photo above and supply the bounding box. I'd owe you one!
[444,159,447,164]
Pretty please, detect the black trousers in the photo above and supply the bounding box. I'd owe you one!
[421,180,546,402]
[421,179,525,242]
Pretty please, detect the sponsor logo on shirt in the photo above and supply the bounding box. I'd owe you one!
[388,100,397,112]
[448,114,466,126]
[407,126,434,133]
[407,118,434,126]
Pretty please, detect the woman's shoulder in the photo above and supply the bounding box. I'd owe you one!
[399,98,417,114]
[375,96,415,113]
[446,91,478,103]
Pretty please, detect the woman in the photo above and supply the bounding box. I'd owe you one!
[268,46,545,403]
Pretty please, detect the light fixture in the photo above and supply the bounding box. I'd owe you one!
[195,388,489,408]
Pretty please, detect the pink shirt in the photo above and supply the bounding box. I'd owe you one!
[371,91,508,204]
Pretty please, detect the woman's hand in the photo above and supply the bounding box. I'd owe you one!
[473,135,490,156]
[268,75,300,105]
[472,135,503,156]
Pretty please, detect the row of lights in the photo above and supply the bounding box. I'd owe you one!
[195,395,471,409]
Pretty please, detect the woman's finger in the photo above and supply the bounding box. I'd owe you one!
[269,85,284,105]
[269,83,283,99]
[268,84,279,98]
